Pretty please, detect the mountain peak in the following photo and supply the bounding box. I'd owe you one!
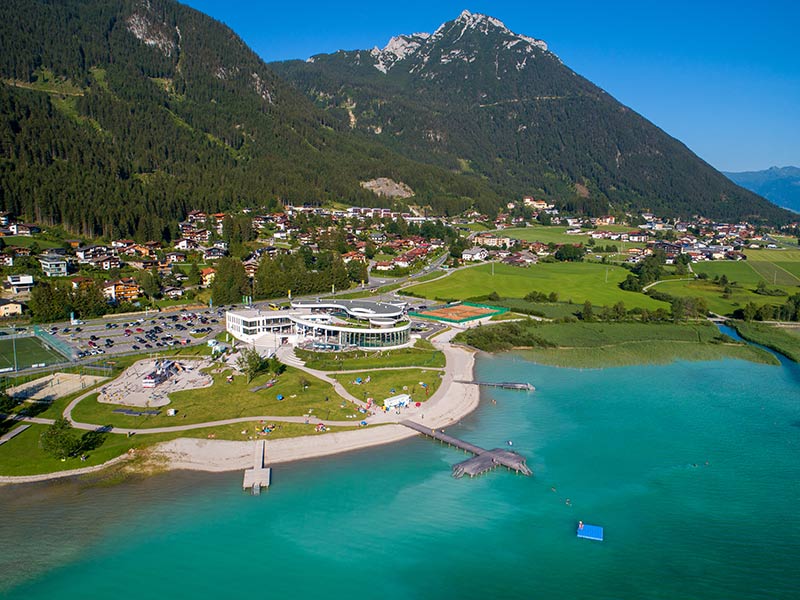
[369,10,549,74]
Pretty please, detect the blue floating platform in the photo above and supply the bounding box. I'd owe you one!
[576,523,604,541]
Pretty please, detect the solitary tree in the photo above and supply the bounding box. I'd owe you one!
[236,346,268,383]
[40,418,80,459]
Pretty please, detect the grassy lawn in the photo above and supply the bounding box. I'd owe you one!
[295,339,445,370]
[485,298,582,320]
[406,262,667,310]
[655,279,796,316]
[70,366,354,429]
[732,322,800,362]
[0,235,64,249]
[0,420,362,476]
[0,337,66,370]
[333,368,443,404]
[502,224,639,245]
[456,321,775,367]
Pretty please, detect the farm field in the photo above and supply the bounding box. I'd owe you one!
[0,337,67,370]
[405,262,668,310]
[745,250,800,284]
[691,261,764,286]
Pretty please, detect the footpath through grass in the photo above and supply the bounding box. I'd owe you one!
[455,320,776,368]
[70,366,355,429]
[731,321,800,362]
[295,339,445,370]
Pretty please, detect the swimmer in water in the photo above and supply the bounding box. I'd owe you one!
[565,498,571,506]
[551,487,556,493]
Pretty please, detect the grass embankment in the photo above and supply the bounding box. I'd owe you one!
[731,321,800,362]
[455,320,777,368]
[405,262,667,310]
[333,368,442,403]
[70,366,356,429]
[0,420,360,477]
[295,339,445,370]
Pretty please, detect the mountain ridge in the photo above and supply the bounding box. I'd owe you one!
[725,167,800,213]
[273,10,794,224]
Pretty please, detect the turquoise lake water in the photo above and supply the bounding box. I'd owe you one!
[1,351,799,599]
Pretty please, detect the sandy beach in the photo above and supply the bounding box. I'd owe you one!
[150,328,481,472]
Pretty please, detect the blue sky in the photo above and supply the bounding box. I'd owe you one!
[183,0,799,172]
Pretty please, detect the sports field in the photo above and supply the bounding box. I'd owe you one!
[412,302,505,323]
[405,262,668,309]
[0,337,67,370]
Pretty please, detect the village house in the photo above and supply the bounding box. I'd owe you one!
[462,247,489,262]
[0,298,24,317]
[102,278,141,303]
[165,251,186,263]
[5,274,34,295]
[200,267,216,287]
[202,247,226,261]
[87,255,121,271]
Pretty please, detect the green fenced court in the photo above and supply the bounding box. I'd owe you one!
[0,337,68,371]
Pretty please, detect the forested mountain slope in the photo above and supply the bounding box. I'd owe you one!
[274,10,793,224]
[0,0,500,239]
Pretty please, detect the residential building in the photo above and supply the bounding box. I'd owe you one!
[5,274,34,294]
[39,254,68,277]
[201,268,216,287]
[0,298,23,317]
[103,278,141,303]
[461,247,489,262]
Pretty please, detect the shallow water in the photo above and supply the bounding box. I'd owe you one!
[1,353,798,599]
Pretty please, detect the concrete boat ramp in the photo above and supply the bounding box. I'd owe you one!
[242,440,271,494]
[401,420,532,479]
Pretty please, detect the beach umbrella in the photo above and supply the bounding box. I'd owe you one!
[277,394,284,401]
[360,421,367,426]
[415,402,421,407]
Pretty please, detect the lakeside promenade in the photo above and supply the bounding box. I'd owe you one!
[1,328,481,482]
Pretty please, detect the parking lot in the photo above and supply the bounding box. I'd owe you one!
[45,308,226,360]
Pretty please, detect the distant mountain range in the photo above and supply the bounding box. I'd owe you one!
[724,167,800,213]
[0,1,793,238]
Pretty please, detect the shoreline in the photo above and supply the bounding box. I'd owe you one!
[148,329,481,473]
[0,329,482,483]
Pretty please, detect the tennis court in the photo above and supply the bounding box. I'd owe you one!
[410,302,507,323]
[0,337,67,370]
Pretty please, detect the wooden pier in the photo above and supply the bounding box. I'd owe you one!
[456,381,535,391]
[401,420,532,479]
[242,440,271,494]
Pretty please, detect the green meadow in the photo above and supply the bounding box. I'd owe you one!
[405,262,668,310]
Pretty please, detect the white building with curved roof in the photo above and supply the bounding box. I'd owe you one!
[225,299,411,351]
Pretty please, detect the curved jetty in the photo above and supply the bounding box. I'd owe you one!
[401,420,532,478]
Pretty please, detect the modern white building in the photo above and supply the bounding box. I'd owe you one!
[226,299,411,351]
[39,254,67,277]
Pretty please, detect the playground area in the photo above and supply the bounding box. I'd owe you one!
[0,336,68,371]
[97,358,213,408]
[410,302,507,324]
[6,372,108,402]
